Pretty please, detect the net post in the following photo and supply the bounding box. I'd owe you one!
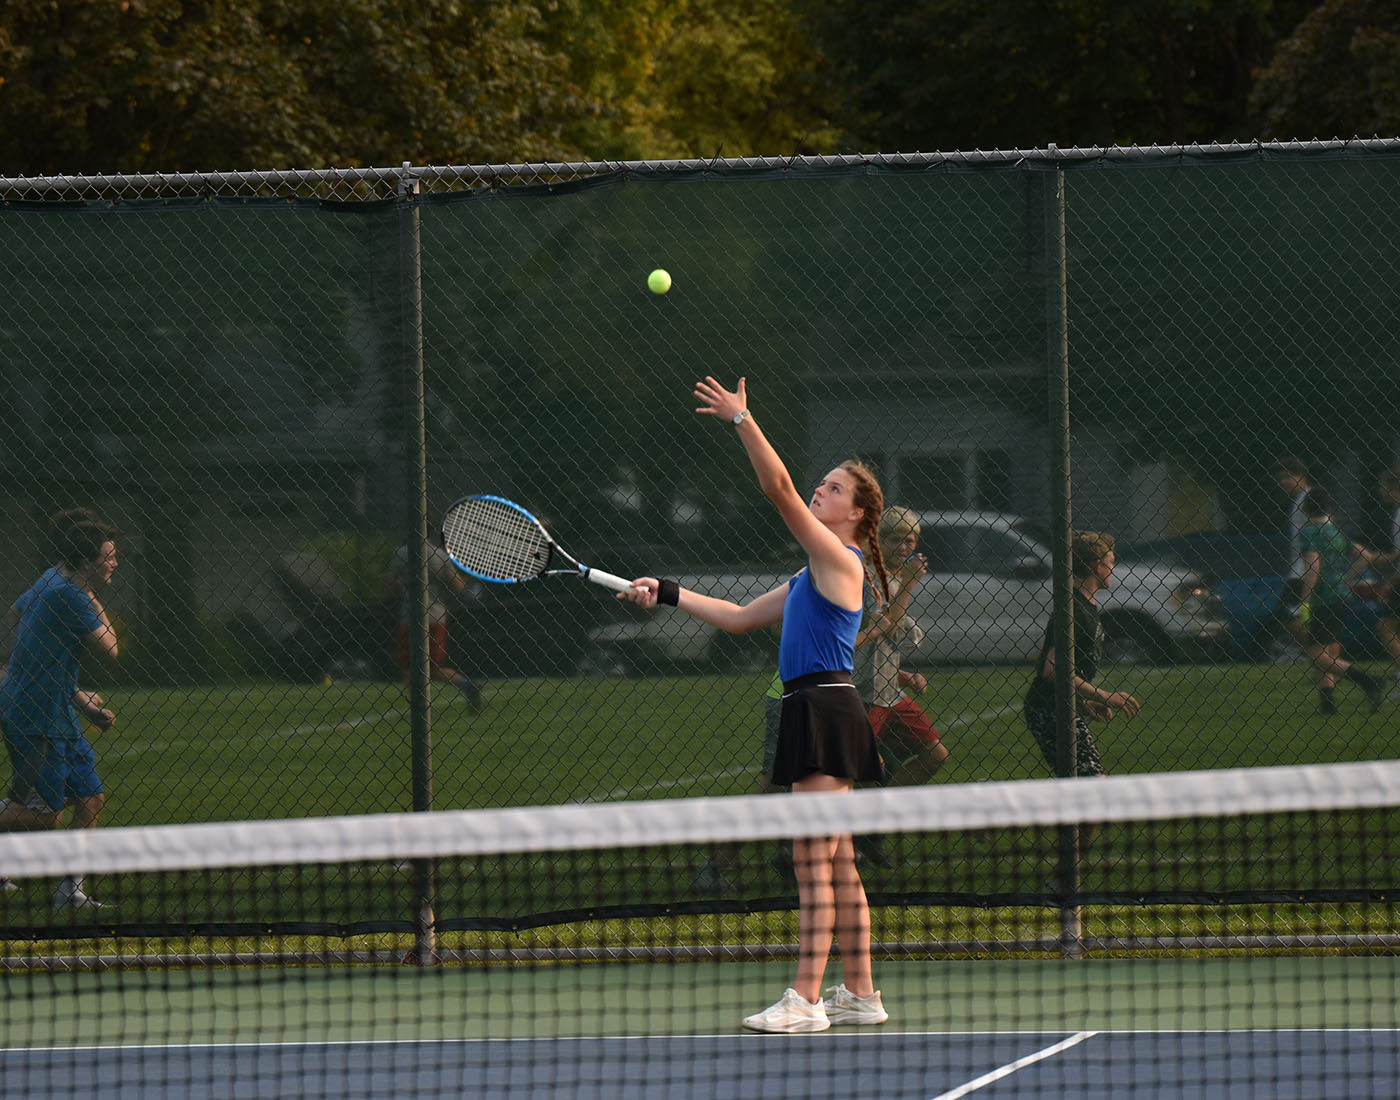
[399,160,438,965]
[1042,156,1083,958]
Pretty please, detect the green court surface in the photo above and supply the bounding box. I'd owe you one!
[5,956,1399,1047]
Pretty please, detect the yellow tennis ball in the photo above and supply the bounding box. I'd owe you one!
[647,268,672,295]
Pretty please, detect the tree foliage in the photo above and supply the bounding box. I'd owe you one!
[0,0,840,174]
[0,0,583,175]
[794,0,1316,150]
[1249,0,1400,139]
[0,1,1393,173]
[544,0,841,160]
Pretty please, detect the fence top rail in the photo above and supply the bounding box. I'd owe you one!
[4,138,1400,199]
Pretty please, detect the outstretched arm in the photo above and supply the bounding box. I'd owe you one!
[622,578,787,634]
[693,376,863,608]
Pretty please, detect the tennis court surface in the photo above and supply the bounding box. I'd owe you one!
[4,761,1399,1097]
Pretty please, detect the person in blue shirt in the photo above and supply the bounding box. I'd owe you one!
[0,519,121,909]
[623,376,892,1034]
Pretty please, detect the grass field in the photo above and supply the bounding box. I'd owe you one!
[86,660,1399,829]
[4,660,1396,953]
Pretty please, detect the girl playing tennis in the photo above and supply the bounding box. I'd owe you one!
[623,376,891,1033]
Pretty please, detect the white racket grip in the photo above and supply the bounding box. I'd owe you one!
[585,568,635,593]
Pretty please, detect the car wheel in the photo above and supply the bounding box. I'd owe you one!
[1101,617,1174,666]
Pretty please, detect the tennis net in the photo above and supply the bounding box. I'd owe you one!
[3,760,1399,1098]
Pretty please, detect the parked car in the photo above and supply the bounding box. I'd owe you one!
[1117,532,1385,662]
[580,567,792,676]
[580,512,1230,674]
[900,511,1227,666]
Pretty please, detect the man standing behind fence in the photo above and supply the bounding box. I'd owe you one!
[0,519,120,910]
[1295,488,1385,715]
[1274,456,1314,645]
[1023,531,1141,779]
[390,535,482,713]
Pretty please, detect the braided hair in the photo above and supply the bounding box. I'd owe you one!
[840,459,891,607]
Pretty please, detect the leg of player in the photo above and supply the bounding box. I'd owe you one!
[54,791,107,910]
[0,796,57,890]
[431,623,482,714]
[888,739,948,787]
[742,827,838,1034]
[1376,615,1400,699]
[825,831,888,1025]
[1308,642,1382,713]
[792,829,840,1004]
[436,663,482,713]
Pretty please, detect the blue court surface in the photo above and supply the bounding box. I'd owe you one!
[5,1030,1400,1098]
[4,958,1399,1097]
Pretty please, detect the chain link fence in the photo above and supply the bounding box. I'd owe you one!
[2,141,1399,942]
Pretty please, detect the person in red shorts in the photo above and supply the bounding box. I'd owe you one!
[390,536,482,712]
[852,506,948,866]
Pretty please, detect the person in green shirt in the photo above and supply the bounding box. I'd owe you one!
[1297,488,1385,715]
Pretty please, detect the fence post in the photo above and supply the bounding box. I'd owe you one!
[1042,157,1083,959]
[398,161,438,965]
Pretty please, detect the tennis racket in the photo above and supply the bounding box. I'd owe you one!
[440,494,633,593]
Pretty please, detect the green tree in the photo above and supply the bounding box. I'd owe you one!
[797,0,1314,150]
[0,0,583,175]
[1249,0,1400,139]
[549,0,840,161]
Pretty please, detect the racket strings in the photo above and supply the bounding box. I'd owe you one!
[443,500,550,582]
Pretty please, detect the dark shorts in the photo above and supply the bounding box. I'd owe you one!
[1024,701,1105,778]
[1304,601,1345,649]
[1275,578,1306,626]
[3,721,103,813]
[771,672,883,787]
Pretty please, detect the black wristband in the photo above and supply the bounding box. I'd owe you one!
[657,578,680,607]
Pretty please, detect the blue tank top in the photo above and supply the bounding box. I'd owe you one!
[778,547,865,682]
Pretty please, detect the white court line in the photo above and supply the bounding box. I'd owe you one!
[940,704,1020,731]
[928,1031,1098,1100]
[279,706,405,737]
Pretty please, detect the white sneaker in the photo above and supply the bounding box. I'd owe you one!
[742,988,829,1033]
[824,983,889,1025]
[54,885,109,911]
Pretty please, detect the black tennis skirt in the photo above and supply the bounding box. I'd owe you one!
[771,671,883,786]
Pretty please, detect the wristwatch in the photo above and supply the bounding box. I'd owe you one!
[732,409,751,426]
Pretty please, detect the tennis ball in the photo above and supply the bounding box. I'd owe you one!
[647,268,672,295]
